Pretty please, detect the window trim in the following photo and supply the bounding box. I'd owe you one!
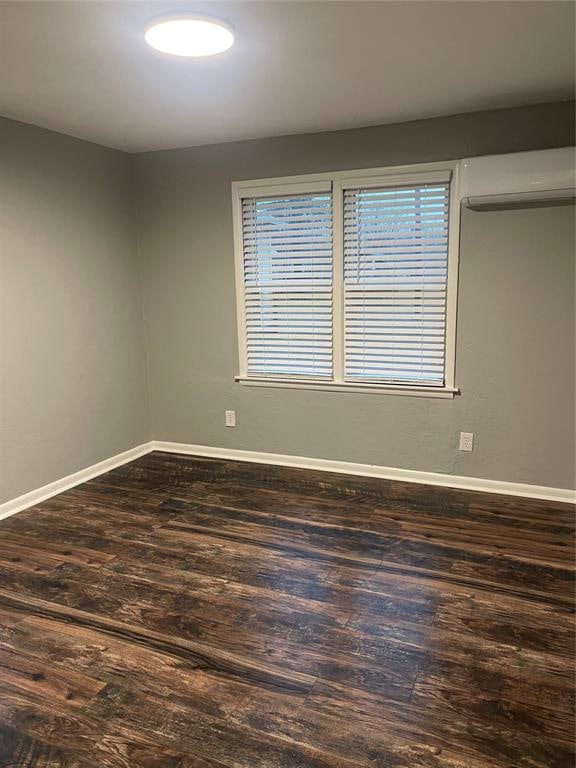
[232,160,461,397]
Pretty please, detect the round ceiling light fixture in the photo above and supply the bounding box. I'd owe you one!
[145,16,234,57]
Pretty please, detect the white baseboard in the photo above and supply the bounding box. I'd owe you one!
[153,441,575,504]
[0,442,155,522]
[1,439,572,522]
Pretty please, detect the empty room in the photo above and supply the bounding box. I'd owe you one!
[0,1,575,766]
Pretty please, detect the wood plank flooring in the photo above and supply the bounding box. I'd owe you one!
[0,451,574,767]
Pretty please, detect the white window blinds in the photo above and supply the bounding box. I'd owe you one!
[241,191,333,379]
[343,181,451,386]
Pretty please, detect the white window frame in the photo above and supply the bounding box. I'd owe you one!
[232,160,461,398]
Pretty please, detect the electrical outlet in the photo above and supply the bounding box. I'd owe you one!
[225,410,236,428]
[459,431,474,452]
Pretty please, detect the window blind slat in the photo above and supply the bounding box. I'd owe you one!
[242,192,333,379]
[343,182,450,386]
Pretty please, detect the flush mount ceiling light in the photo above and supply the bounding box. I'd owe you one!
[145,16,234,57]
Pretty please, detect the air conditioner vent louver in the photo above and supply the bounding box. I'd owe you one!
[464,187,575,211]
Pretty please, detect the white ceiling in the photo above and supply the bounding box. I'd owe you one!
[0,1,574,153]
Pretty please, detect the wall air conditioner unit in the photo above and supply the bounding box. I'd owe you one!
[459,147,575,210]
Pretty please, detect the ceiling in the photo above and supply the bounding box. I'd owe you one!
[0,1,574,153]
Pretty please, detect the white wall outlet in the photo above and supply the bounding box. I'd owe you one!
[459,431,474,452]
[225,410,236,428]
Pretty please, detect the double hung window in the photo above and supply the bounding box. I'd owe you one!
[233,163,459,397]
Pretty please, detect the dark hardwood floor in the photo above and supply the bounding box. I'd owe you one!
[0,452,574,768]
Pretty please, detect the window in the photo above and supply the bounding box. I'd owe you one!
[233,164,460,397]
[241,189,333,379]
[343,181,450,386]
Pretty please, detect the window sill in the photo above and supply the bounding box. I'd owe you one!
[235,376,459,399]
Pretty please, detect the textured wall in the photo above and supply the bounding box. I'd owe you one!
[0,118,150,503]
[135,102,575,489]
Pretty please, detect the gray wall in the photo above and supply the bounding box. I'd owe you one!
[0,118,150,503]
[1,103,573,504]
[135,102,575,489]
